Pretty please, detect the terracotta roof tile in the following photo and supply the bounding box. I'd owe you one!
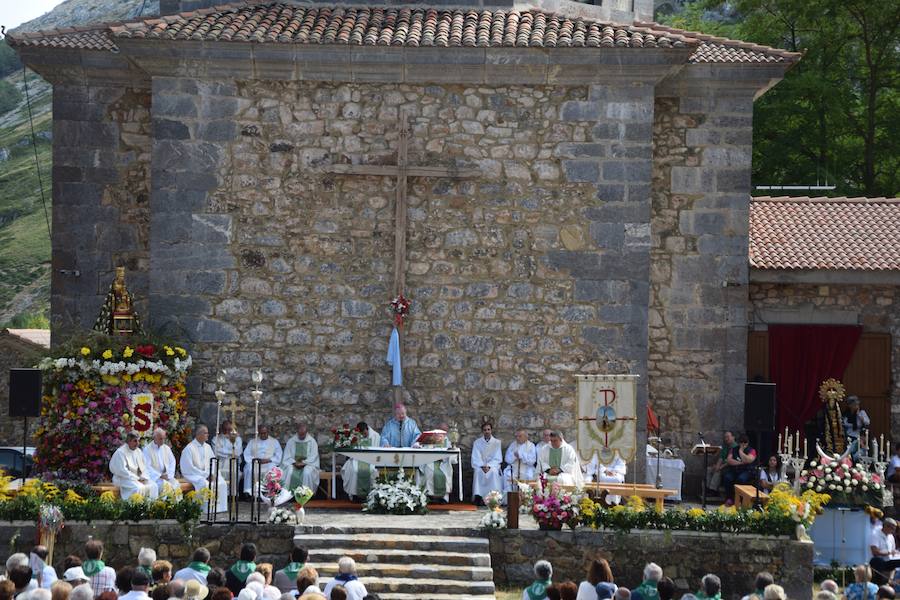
[8,26,118,51]
[750,196,900,271]
[106,4,692,48]
[634,20,801,64]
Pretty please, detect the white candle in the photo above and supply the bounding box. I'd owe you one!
[778,433,782,454]
[804,437,808,458]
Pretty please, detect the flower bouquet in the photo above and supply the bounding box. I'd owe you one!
[263,467,284,504]
[800,452,883,507]
[530,476,581,530]
[38,504,64,563]
[291,485,314,525]
[331,424,365,449]
[480,510,507,529]
[484,490,503,510]
[364,470,428,515]
[267,507,297,525]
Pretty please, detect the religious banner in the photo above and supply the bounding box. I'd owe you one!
[576,374,639,465]
[130,392,155,435]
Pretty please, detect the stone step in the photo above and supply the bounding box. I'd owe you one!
[307,547,491,567]
[295,532,489,552]
[320,576,496,595]
[308,561,494,581]
[375,594,495,600]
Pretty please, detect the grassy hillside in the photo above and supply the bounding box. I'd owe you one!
[0,68,52,326]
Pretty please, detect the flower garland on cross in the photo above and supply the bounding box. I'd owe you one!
[390,294,411,329]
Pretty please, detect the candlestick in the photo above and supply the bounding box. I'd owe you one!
[778,433,782,454]
[804,436,808,458]
[795,431,800,457]
[881,435,885,462]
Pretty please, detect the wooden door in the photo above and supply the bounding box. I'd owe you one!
[746,331,893,439]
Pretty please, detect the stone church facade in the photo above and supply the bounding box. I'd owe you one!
[10,0,800,482]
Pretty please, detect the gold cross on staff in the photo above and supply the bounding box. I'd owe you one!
[325,113,479,297]
[224,395,246,427]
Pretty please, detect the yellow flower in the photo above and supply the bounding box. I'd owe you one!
[610,504,627,513]
[102,349,113,360]
[625,495,646,512]
[165,347,175,357]
[123,346,134,358]
[688,507,706,518]
[128,492,144,503]
[80,347,91,356]
[100,491,117,503]
[175,347,187,357]
[717,504,737,515]
[65,489,86,504]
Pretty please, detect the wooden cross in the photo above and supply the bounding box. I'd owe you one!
[325,113,479,296]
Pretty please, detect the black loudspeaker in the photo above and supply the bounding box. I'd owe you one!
[9,368,41,418]
[744,382,777,432]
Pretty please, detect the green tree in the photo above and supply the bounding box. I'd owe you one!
[0,79,22,114]
[0,39,22,79]
[662,0,899,196]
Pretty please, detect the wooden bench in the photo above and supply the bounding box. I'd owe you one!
[734,484,768,508]
[92,478,194,498]
[318,472,335,499]
[523,480,677,511]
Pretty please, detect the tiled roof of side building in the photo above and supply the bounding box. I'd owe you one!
[634,21,802,64]
[749,196,900,271]
[8,26,118,51]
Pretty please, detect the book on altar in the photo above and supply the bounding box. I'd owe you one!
[416,430,448,446]
[691,443,722,455]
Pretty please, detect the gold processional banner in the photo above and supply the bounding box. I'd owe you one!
[576,374,639,465]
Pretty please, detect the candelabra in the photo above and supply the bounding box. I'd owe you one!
[789,456,806,494]
[778,452,792,482]
[874,460,888,487]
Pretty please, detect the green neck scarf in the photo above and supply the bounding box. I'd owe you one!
[229,561,257,583]
[279,562,303,582]
[137,566,154,583]
[82,560,105,577]
[636,581,660,600]
[697,593,721,600]
[526,579,551,600]
[187,562,211,574]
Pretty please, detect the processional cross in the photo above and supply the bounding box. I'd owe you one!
[324,114,479,401]
[225,395,246,429]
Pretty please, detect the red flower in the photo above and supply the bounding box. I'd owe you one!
[136,344,156,358]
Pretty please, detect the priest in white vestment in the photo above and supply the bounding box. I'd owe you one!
[242,425,283,497]
[280,422,321,496]
[142,428,176,492]
[502,429,537,493]
[471,422,503,503]
[341,422,380,501]
[594,451,627,504]
[179,425,229,513]
[536,428,552,457]
[418,424,453,502]
[110,433,158,500]
[380,402,421,447]
[213,420,243,495]
[537,430,584,488]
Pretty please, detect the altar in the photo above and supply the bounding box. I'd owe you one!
[808,507,873,566]
[331,447,463,501]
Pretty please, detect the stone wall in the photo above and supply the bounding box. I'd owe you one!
[489,529,813,600]
[749,282,900,438]
[648,88,754,487]
[0,521,296,575]
[148,77,656,483]
[50,84,152,340]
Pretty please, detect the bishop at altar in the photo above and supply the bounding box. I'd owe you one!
[537,431,584,488]
[281,422,321,496]
[471,422,503,502]
[341,422,380,500]
[179,425,228,513]
[380,403,421,447]
[213,420,243,494]
[242,425,283,497]
[418,426,453,502]
[110,433,158,500]
[142,428,176,492]
[502,429,537,493]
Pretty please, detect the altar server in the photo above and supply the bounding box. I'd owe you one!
[419,424,453,502]
[537,430,584,488]
[381,402,421,447]
[213,420,243,493]
[502,429,537,493]
[594,451,627,504]
[471,421,503,503]
[143,428,177,492]
[341,422,380,501]
[242,425,283,497]
[110,433,159,501]
[179,425,229,513]
[281,422,321,494]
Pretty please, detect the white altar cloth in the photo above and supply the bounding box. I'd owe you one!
[644,455,685,501]
[331,447,462,501]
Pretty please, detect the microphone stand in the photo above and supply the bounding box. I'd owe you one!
[699,432,709,509]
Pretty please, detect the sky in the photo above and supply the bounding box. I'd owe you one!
[1,0,64,31]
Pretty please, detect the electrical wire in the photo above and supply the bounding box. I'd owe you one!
[21,66,51,240]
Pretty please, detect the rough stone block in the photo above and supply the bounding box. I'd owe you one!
[560,101,601,122]
[562,160,599,183]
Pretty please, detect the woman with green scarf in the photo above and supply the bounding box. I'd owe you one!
[695,574,722,600]
[225,544,257,596]
[523,560,553,600]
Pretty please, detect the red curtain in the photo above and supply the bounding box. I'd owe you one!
[769,324,861,433]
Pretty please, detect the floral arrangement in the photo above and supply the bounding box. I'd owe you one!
[34,336,192,483]
[267,507,298,525]
[331,424,366,449]
[38,504,64,534]
[800,452,883,507]
[579,484,830,538]
[485,490,503,510]
[529,476,582,530]
[480,509,507,529]
[390,294,411,327]
[364,471,428,515]
[293,485,314,507]
[263,467,284,502]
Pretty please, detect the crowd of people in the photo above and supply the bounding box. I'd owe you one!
[0,541,377,600]
[520,558,897,600]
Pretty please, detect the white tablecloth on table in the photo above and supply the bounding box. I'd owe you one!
[809,507,871,566]
[644,455,685,501]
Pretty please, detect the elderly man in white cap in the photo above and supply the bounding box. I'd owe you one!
[322,557,367,600]
[63,567,90,588]
[143,428,177,493]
